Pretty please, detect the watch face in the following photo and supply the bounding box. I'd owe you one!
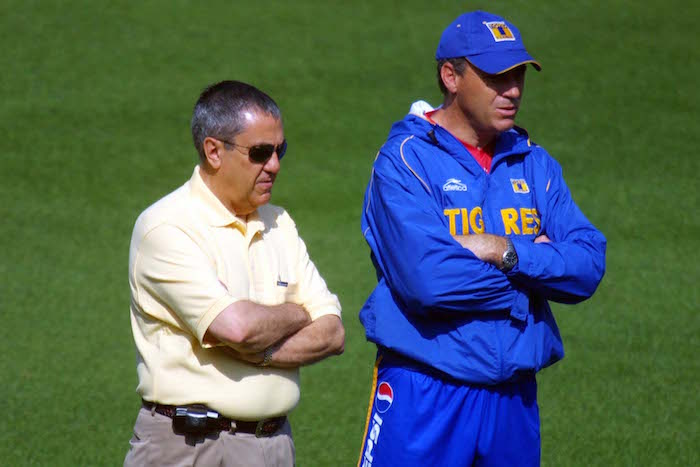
[504,251,517,266]
[501,238,518,272]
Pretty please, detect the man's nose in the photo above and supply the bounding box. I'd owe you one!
[501,71,524,100]
[264,151,281,173]
[502,79,522,100]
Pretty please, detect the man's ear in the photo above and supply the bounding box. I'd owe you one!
[202,137,225,170]
[440,62,460,95]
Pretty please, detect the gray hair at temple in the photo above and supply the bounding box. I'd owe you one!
[191,80,282,162]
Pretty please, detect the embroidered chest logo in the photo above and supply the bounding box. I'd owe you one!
[510,179,530,194]
[483,21,516,42]
[443,178,467,192]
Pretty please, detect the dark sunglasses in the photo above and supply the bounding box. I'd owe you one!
[219,138,287,164]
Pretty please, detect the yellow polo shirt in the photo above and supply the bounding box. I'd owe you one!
[128,166,341,420]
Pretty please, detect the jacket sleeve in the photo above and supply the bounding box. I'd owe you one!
[507,158,607,303]
[363,146,521,316]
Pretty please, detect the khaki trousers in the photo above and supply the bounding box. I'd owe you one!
[124,407,295,467]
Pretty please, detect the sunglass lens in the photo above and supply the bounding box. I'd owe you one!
[248,145,274,163]
[277,140,287,160]
[248,140,287,163]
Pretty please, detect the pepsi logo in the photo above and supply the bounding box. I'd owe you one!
[375,381,394,413]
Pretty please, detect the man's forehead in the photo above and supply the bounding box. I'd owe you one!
[237,110,284,141]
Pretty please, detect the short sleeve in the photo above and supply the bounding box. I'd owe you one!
[131,224,240,344]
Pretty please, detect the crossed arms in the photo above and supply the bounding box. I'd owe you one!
[363,152,606,315]
[205,301,344,368]
[132,220,344,370]
[453,232,550,269]
[452,234,551,269]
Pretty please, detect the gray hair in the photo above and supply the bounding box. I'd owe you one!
[436,58,468,95]
[191,80,282,162]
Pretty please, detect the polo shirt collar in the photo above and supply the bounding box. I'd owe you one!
[189,165,260,230]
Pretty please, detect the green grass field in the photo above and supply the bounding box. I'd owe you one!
[1,1,698,465]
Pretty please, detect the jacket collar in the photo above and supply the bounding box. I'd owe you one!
[402,100,534,160]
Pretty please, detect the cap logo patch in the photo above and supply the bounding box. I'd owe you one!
[483,21,516,42]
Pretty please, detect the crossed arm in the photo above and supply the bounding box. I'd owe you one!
[453,233,550,268]
[204,300,345,368]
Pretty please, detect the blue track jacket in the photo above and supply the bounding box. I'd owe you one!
[360,101,606,385]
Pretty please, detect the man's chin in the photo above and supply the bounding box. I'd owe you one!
[495,118,516,133]
[254,192,272,207]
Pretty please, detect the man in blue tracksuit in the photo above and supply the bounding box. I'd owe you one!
[357,11,606,467]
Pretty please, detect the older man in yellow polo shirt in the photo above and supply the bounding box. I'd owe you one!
[124,80,344,467]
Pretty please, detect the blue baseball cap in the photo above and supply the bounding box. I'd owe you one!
[435,11,541,75]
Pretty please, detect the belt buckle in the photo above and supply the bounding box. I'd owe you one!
[255,418,279,438]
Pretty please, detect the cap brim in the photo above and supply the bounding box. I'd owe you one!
[468,51,542,75]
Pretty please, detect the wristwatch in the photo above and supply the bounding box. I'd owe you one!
[500,237,518,272]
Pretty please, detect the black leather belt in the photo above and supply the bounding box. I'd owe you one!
[142,399,286,437]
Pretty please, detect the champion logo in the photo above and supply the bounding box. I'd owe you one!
[375,382,394,413]
[443,178,467,192]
